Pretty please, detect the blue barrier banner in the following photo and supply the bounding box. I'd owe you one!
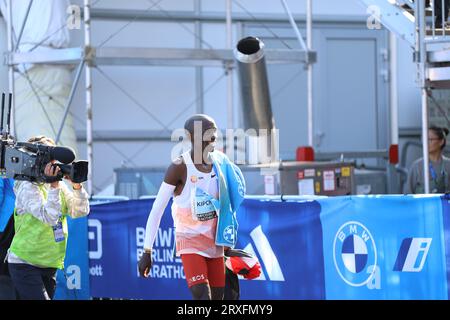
[88,200,191,299]
[88,198,325,299]
[234,199,325,299]
[87,195,450,299]
[319,195,448,300]
[54,216,90,300]
[441,194,450,299]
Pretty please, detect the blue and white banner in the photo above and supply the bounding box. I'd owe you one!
[84,194,450,300]
[54,216,90,300]
[234,199,325,299]
[88,200,191,299]
[320,195,448,299]
[87,199,326,299]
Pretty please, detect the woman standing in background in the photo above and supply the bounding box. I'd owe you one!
[406,126,450,194]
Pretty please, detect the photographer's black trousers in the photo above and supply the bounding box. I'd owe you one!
[8,263,57,300]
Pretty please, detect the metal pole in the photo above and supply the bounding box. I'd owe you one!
[389,33,399,147]
[280,0,307,52]
[226,0,234,130]
[442,0,445,36]
[6,0,15,137]
[418,0,431,193]
[55,60,85,144]
[226,0,234,158]
[432,0,435,38]
[421,88,430,193]
[280,0,312,146]
[415,0,420,84]
[236,20,244,130]
[84,0,94,195]
[194,0,204,114]
[306,0,313,147]
[389,32,399,193]
[14,0,33,52]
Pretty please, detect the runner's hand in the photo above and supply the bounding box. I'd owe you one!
[138,250,152,278]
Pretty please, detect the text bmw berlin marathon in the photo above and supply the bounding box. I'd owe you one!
[136,227,185,279]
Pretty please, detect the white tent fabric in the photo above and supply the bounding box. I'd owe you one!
[14,65,77,151]
[0,0,70,71]
[0,0,78,155]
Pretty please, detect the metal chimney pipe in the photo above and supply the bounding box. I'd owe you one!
[234,36,274,131]
[234,37,278,165]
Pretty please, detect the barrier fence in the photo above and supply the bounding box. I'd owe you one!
[55,194,450,300]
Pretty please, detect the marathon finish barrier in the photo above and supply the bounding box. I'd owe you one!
[56,194,450,299]
[54,215,90,300]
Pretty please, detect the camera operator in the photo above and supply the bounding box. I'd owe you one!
[6,135,89,300]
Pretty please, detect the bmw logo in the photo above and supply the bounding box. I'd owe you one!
[333,221,377,287]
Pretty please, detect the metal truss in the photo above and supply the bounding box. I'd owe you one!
[8,47,315,67]
[4,0,316,194]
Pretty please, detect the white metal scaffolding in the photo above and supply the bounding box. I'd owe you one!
[4,0,315,195]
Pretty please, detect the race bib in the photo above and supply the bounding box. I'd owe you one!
[191,187,218,221]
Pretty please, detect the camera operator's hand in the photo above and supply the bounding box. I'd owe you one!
[138,249,152,278]
[44,162,60,188]
[63,174,82,190]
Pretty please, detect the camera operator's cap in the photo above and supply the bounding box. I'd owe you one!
[27,135,56,146]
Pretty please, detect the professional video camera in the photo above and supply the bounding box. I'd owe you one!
[0,92,88,183]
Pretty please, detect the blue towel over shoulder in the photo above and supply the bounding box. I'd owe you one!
[210,151,246,248]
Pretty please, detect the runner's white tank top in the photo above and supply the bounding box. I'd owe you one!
[171,151,223,258]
